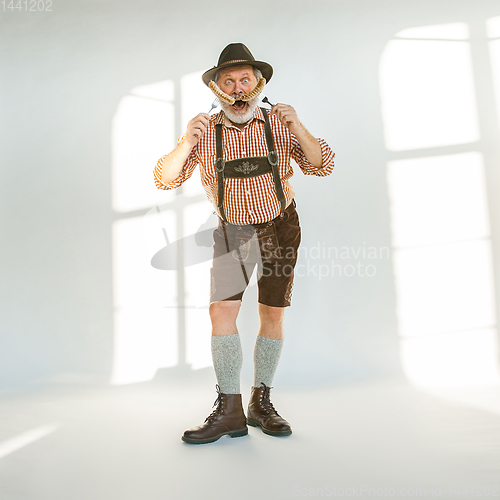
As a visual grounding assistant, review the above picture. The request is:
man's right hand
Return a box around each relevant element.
[159,113,210,184]
[186,113,210,147]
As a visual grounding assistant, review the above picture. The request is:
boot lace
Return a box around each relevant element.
[204,384,224,423]
[260,383,280,416]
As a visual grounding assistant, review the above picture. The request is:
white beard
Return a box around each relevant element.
[220,96,260,124]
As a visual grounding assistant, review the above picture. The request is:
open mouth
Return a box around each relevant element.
[232,100,246,111]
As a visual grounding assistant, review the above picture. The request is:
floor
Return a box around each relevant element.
[0,375,499,500]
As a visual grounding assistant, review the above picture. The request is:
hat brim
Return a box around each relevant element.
[202,61,273,86]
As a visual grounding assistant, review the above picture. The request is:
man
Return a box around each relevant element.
[154,43,334,444]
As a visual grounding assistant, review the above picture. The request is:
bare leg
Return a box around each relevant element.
[257,303,285,340]
[209,300,242,336]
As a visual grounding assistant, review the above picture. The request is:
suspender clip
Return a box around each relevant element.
[268,150,279,166]
[215,158,225,172]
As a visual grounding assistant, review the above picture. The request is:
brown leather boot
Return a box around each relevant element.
[182,385,248,444]
[247,383,292,436]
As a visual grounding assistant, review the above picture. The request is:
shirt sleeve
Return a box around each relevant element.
[153,138,199,190]
[290,135,335,177]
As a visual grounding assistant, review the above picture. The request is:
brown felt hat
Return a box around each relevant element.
[202,43,273,86]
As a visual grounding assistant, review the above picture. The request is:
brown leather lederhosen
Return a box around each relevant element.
[214,107,288,289]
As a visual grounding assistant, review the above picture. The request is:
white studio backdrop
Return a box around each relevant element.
[1,0,500,403]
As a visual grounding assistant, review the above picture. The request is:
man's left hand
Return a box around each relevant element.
[271,103,303,136]
[272,103,323,168]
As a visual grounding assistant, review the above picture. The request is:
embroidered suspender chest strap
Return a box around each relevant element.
[214,108,286,223]
[261,108,286,215]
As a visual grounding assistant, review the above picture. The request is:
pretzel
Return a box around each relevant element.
[208,77,266,105]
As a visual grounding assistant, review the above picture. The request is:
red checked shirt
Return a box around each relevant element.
[153,106,335,225]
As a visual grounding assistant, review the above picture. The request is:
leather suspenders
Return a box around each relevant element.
[215,108,286,223]
[215,123,227,222]
[262,108,286,215]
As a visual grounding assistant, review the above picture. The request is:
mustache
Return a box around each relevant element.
[219,95,260,124]
[209,78,266,105]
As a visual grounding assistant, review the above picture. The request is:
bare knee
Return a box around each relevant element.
[209,300,241,334]
[258,304,285,328]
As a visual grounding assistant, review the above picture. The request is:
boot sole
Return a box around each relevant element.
[181,428,248,445]
[247,418,292,437]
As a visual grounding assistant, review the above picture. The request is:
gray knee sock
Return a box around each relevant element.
[253,335,283,388]
[211,334,243,394]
